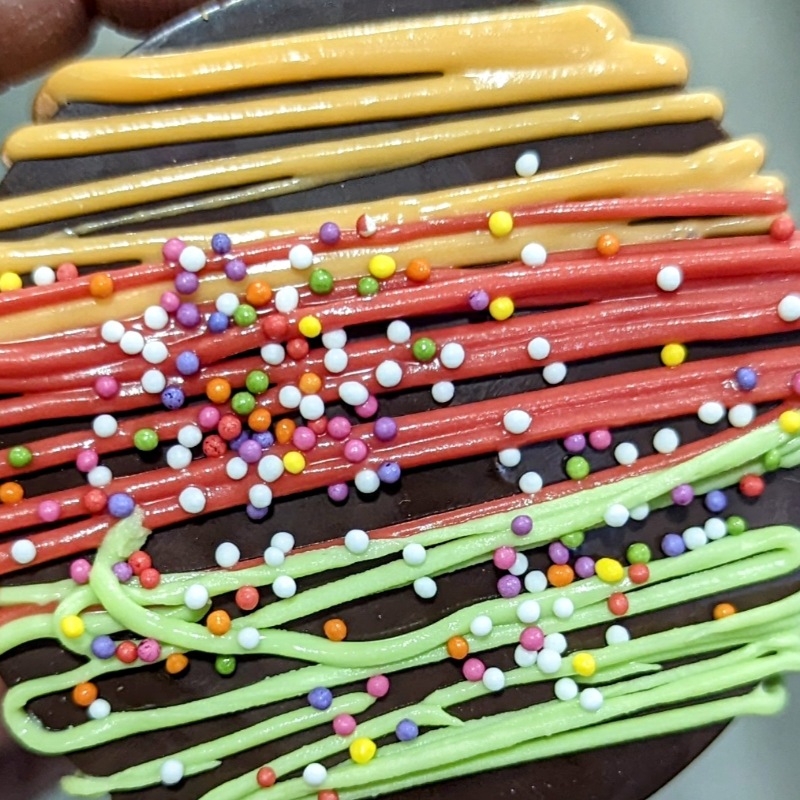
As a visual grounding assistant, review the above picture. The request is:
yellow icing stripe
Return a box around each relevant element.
[35,5,673,111]
[0,93,723,233]
[5,9,687,162]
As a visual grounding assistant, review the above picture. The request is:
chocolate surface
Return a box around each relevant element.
[2,2,799,800]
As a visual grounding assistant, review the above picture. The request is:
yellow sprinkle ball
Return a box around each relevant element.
[660,343,687,367]
[489,297,515,321]
[349,737,377,764]
[0,272,23,292]
[572,652,597,677]
[283,451,307,475]
[779,410,800,434]
[595,557,624,584]
[298,315,322,338]
[368,254,397,280]
[61,614,86,639]
[488,210,514,237]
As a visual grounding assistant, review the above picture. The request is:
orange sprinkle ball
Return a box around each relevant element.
[207,609,232,636]
[713,602,737,620]
[299,372,323,394]
[446,635,469,660]
[89,272,114,298]
[206,377,232,404]
[71,682,98,707]
[248,408,272,432]
[406,258,431,282]
[547,563,575,588]
[275,418,296,444]
[324,618,348,641]
[596,232,621,257]
[246,280,273,307]
[165,653,189,675]
[0,482,24,505]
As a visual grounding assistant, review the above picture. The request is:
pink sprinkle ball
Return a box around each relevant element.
[497,574,522,597]
[94,376,120,399]
[791,372,800,395]
[771,215,795,242]
[76,449,99,473]
[462,658,486,682]
[493,546,517,570]
[519,626,544,651]
[38,499,62,523]
[548,542,570,565]
[327,416,352,441]
[137,638,162,663]
[366,675,390,698]
[589,428,612,450]
[56,262,79,281]
[197,405,222,430]
[355,395,379,419]
[343,438,369,463]
[575,556,596,578]
[332,714,357,736]
[292,426,317,451]
[563,434,586,454]
[160,291,181,313]
[162,238,186,262]
[69,558,92,584]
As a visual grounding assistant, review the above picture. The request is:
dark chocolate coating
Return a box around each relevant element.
[2,2,799,800]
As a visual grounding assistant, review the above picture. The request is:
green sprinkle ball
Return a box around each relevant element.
[565,456,590,481]
[8,445,32,469]
[231,391,257,416]
[233,303,257,327]
[309,268,334,295]
[726,515,748,536]
[132,428,159,452]
[245,370,269,395]
[357,276,380,297]
[215,655,237,676]
[763,448,781,472]
[627,542,652,564]
[561,531,585,549]
[412,337,437,362]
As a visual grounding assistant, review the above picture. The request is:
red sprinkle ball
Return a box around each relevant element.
[128,550,152,576]
[607,592,630,616]
[256,767,277,788]
[116,641,138,664]
[739,474,765,498]
[83,488,107,514]
[770,215,795,241]
[262,313,289,340]
[203,433,228,457]
[628,563,650,585]
[139,567,161,590]
[318,792,339,800]
[236,586,260,611]
[286,337,310,360]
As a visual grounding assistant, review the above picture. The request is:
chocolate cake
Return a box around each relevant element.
[1,2,800,800]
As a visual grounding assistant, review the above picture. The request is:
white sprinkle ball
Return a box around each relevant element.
[524,570,548,593]
[258,455,285,482]
[521,242,548,267]
[32,265,56,286]
[527,337,551,360]
[517,599,541,624]
[324,348,349,374]
[537,648,562,674]
[344,529,370,554]
[728,403,756,428]
[614,442,638,466]
[215,542,240,569]
[272,575,297,599]
[440,342,466,369]
[87,466,113,487]
[656,265,683,292]
[302,764,327,787]
[87,698,112,721]
[605,624,631,645]
[237,627,261,651]
[322,329,347,349]
[143,305,169,330]
[653,427,680,454]
[339,381,369,407]
[289,244,314,270]
[161,759,186,786]
[142,339,168,365]
[504,409,532,435]
[413,577,438,599]
[604,503,629,528]
[119,330,145,355]
[542,362,567,384]
[299,394,325,421]
[184,584,209,611]
[518,471,543,494]
[386,320,411,344]
[178,245,206,273]
[432,381,455,403]
[278,385,302,410]
[167,445,193,471]
[10,539,36,565]
[704,517,728,540]
[629,503,650,521]
[778,294,800,322]
[275,286,300,314]
[403,542,427,566]
[376,360,403,388]
[544,632,568,654]
[355,469,380,493]
[470,614,493,637]
[141,369,166,394]
[579,687,604,712]
[698,401,726,425]
[225,456,248,481]
[261,343,286,366]
[248,484,273,509]
[101,320,125,343]
[555,677,579,702]
[515,150,541,177]
[179,487,206,514]
[92,414,118,439]
[264,546,286,567]
[498,448,522,468]
[482,666,506,692]
[271,531,295,553]
[514,645,538,668]
[553,597,575,619]
[215,292,239,316]
[682,526,708,550]
[509,552,529,576]
[178,425,203,448]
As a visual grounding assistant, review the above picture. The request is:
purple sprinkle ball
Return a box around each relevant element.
[548,542,570,565]
[91,635,116,660]
[328,483,349,502]
[396,719,419,742]
[162,238,186,262]
[252,431,274,449]
[735,366,758,391]
[511,515,533,536]
[319,222,342,245]
[671,483,694,506]
[246,503,270,520]
[211,233,232,254]
[161,386,185,410]
[174,270,199,295]
[69,558,91,584]
[176,302,201,328]
[704,489,728,513]
[468,289,490,311]
[308,687,333,710]
[497,574,522,597]
[108,493,135,519]
[377,461,401,484]
[563,433,586,454]
[224,258,248,281]
[373,417,398,442]
[137,639,162,663]
[662,533,687,557]
[239,440,263,464]
[229,431,250,451]
[574,556,596,578]
[112,561,134,583]
[207,311,230,333]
